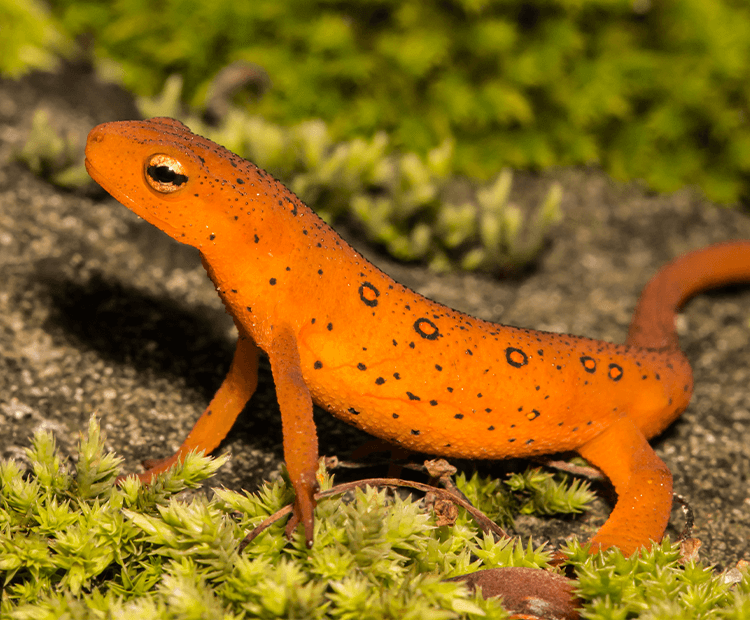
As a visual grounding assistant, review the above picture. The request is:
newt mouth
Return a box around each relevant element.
[83,157,100,184]
[84,155,184,242]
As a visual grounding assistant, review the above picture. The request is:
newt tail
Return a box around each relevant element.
[629,241,750,351]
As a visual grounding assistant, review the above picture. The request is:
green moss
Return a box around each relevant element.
[0,0,70,78]
[6,0,750,202]
[15,109,89,188]
[20,0,749,204]
[2,417,750,618]
[568,539,742,620]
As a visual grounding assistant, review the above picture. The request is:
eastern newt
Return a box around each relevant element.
[84,117,750,554]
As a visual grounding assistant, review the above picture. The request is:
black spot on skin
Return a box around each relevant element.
[314,361,322,369]
[411,429,420,436]
[318,269,323,275]
[246,306,252,312]
[284,196,298,215]
[525,439,534,445]
[393,373,401,380]
[435,364,442,371]
[327,323,333,331]
[209,233,216,240]
[406,392,420,401]
[206,409,212,416]
[506,347,528,368]
[580,356,597,373]
[269,278,277,285]
[487,426,495,431]
[392,340,398,347]
[392,413,399,419]
[357,363,367,371]
[375,377,385,385]
[414,318,440,340]
[430,400,438,406]
[348,407,360,416]
[359,282,380,307]
[254,234,259,243]
[454,413,464,419]
[236,178,244,184]
[465,349,473,356]
[608,363,624,382]
[526,409,541,421]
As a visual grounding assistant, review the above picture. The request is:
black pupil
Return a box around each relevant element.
[148,165,187,186]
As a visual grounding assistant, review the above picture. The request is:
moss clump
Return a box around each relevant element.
[0,0,70,78]
[2,417,750,618]
[25,0,750,203]
[16,109,90,188]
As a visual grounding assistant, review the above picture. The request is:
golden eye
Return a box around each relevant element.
[145,154,188,194]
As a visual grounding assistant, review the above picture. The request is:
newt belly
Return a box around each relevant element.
[84,117,750,554]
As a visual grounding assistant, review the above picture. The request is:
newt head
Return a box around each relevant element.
[85,117,254,250]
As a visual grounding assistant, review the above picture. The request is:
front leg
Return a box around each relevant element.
[576,415,673,555]
[126,334,260,481]
[267,324,320,547]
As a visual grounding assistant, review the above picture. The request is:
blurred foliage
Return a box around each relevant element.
[0,0,70,77]
[28,0,750,204]
[16,108,90,187]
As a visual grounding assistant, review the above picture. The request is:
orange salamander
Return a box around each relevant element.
[84,117,750,555]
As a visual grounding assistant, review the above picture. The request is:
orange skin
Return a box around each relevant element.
[84,118,750,554]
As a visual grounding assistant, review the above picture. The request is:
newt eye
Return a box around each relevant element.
[145,154,188,194]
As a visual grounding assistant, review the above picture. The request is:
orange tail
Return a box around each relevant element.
[627,240,750,350]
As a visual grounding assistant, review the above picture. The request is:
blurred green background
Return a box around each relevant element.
[4,0,750,269]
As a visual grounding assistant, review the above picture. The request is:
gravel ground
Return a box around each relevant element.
[1,66,749,568]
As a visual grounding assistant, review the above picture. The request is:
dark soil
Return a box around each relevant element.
[1,65,748,569]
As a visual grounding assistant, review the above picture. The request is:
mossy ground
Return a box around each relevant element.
[3,418,750,619]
